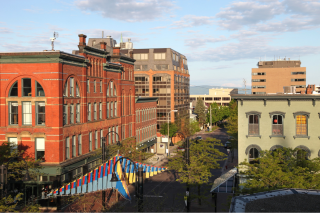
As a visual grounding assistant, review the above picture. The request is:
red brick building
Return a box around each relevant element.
[135,97,158,153]
[0,34,157,192]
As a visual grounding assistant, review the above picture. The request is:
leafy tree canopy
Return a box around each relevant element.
[225,99,238,149]
[160,122,179,138]
[238,147,320,194]
[194,98,206,125]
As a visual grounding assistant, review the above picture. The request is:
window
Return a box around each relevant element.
[36,102,45,125]
[252,79,266,82]
[87,79,90,93]
[114,85,117,97]
[63,104,68,125]
[94,103,97,120]
[272,115,283,135]
[115,102,117,117]
[64,81,68,97]
[22,78,32,97]
[110,81,113,96]
[291,78,306,82]
[70,78,74,97]
[100,130,103,148]
[253,92,266,94]
[134,65,141,71]
[107,102,109,118]
[292,72,305,75]
[65,137,70,160]
[94,80,96,93]
[78,134,82,155]
[133,53,148,60]
[9,102,18,125]
[72,136,76,157]
[248,115,259,135]
[112,126,115,144]
[249,148,259,164]
[154,64,169,70]
[100,81,102,93]
[99,102,102,119]
[76,104,80,123]
[36,81,45,96]
[214,97,221,101]
[9,81,18,97]
[70,104,74,124]
[89,132,92,152]
[22,102,32,125]
[95,130,98,149]
[252,85,266,89]
[108,127,111,144]
[142,65,148,70]
[116,126,119,142]
[154,53,166,60]
[296,115,307,136]
[252,72,266,75]
[76,83,80,97]
[222,97,230,101]
[111,102,113,117]
[35,138,45,160]
[88,103,91,121]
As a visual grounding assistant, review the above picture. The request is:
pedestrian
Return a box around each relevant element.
[157,157,159,162]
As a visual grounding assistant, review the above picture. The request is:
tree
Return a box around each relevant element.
[238,147,320,194]
[168,137,227,205]
[189,119,201,136]
[0,193,23,212]
[225,99,238,149]
[194,98,206,127]
[159,122,179,138]
[207,102,221,127]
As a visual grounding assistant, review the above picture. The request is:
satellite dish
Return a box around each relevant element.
[51,32,59,51]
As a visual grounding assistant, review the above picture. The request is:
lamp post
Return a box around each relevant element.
[110,156,143,212]
[101,130,121,208]
[167,110,178,157]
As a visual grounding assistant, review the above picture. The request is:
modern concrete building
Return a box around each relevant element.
[120,48,190,130]
[190,88,238,106]
[231,94,320,183]
[252,59,306,94]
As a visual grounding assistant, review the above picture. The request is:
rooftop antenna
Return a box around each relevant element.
[50,32,59,51]
[102,31,104,38]
[120,33,123,43]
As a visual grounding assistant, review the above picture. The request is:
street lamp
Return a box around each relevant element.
[101,131,121,162]
[167,109,178,156]
[110,157,143,212]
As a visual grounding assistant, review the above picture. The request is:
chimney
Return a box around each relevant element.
[78,34,87,53]
[100,42,106,50]
[113,47,120,56]
[129,51,133,59]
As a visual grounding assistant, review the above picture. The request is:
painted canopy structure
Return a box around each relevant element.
[45,155,167,201]
[210,168,237,193]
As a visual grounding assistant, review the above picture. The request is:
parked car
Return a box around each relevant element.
[177,146,185,151]
[195,136,202,140]
[224,141,232,149]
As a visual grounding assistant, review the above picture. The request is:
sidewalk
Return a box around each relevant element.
[144,143,179,166]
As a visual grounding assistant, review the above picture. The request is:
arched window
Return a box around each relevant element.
[63,80,68,97]
[249,148,259,164]
[76,83,80,97]
[36,81,45,96]
[22,78,32,97]
[9,81,18,97]
[114,85,117,96]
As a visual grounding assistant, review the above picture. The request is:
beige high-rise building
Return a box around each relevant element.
[251,59,306,94]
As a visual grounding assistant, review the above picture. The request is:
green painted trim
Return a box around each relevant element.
[84,46,107,58]
[232,94,320,100]
[136,97,158,103]
[120,58,135,65]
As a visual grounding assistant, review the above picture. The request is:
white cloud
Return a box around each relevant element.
[150,26,167,30]
[188,35,320,62]
[184,36,229,48]
[75,0,176,22]
[171,15,214,29]
[0,27,12,34]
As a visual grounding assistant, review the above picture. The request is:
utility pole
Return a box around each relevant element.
[210,105,212,131]
[243,79,247,95]
[138,167,144,212]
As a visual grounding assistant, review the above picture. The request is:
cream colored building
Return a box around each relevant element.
[190,88,238,106]
[232,94,320,182]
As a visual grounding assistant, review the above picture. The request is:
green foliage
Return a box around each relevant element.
[168,137,227,185]
[189,119,201,136]
[0,193,23,212]
[225,99,238,149]
[0,141,43,181]
[194,98,206,125]
[238,147,320,194]
[207,102,231,126]
[160,122,179,138]
[25,203,40,212]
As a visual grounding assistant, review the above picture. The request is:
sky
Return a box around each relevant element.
[1,0,320,87]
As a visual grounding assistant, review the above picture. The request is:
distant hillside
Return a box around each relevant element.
[190,85,251,95]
